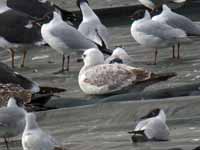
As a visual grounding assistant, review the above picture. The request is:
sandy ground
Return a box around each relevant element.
[0,1,200,150]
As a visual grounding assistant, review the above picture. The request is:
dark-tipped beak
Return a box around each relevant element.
[77,58,83,63]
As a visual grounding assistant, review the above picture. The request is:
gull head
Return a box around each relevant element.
[140,108,162,120]
[82,48,104,67]
[7,97,18,108]
[53,11,62,20]
[162,4,171,12]
[25,113,36,122]
[25,113,39,130]
[76,0,89,8]
[129,9,151,21]
[112,47,129,59]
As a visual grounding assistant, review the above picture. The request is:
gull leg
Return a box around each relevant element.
[154,48,158,65]
[4,137,9,150]
[53,54,66,74]
[172,45,175,59]
[66,55,70,72]
[177,42,180,59]
[62,54,65,72]
[9,48,15,68]
[21,49,27,68]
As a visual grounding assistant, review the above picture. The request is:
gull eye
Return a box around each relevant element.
[82,54,86,58]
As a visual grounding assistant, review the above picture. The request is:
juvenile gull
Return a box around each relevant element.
[41,11,112,73]
[152,4,200,58]
[77,0,110,48]
[79,48,176,95]
[0,1,43,68]
[105,47,131,65]
[0,97,27,150]
[22,113,65,150]
[130,10,187,64]
[0,62,40,93]
[128,108,169,142]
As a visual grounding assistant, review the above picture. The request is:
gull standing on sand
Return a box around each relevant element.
[41,11,112,73]
[152,4,200,58]
[77,0,110,48]
[0,1,43,68]
[79,48,176,95]
[130,10,187,64]
[0,97,27,150]
[105,47,131,64]
[128,108,169,142]
[138,0,186,11]
[22,113,65,150]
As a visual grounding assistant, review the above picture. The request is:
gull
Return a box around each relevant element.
[0,1,43,68]
[41,11,112,73]
[138,0,186,11]
[79,48,176,95]
[130,10,187,64]
[0,62,40,93]
[7,0,77,23]
[0,97,27,150]
[77,0,110,48]
[105,47,131,65]
[22,113,65,150]
[152,4,200,58]
[128,108,169,142]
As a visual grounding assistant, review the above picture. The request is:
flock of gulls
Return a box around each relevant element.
[0,0,200,149]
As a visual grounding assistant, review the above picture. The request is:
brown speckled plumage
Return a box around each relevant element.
[0,83,31,106]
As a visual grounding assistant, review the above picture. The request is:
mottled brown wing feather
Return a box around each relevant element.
[84,64,147,87]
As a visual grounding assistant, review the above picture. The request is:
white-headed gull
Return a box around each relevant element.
[41,11,112,73]
[22,112,65,150]
[77,0,110,48]
[0,97,27,150]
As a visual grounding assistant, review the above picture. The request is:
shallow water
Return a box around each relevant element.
[1,2,200,150]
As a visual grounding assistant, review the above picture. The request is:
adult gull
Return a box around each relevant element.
[130,10,187,64]
[0,1,43,68]
[41,11,112,73]
[77,0,110,48]
[152,4,200,58]
[128,108,169,142]
[22,113,66,150]
[0,97,27,150]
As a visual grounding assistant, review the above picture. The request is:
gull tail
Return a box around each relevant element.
[53,4,78,23]
[14,72,40,94]
[134,72,176,88]
[95,29,112,55]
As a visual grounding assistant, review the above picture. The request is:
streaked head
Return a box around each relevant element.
[76,0,89,8]
[82,48,104,67]
[140,108,161,120]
